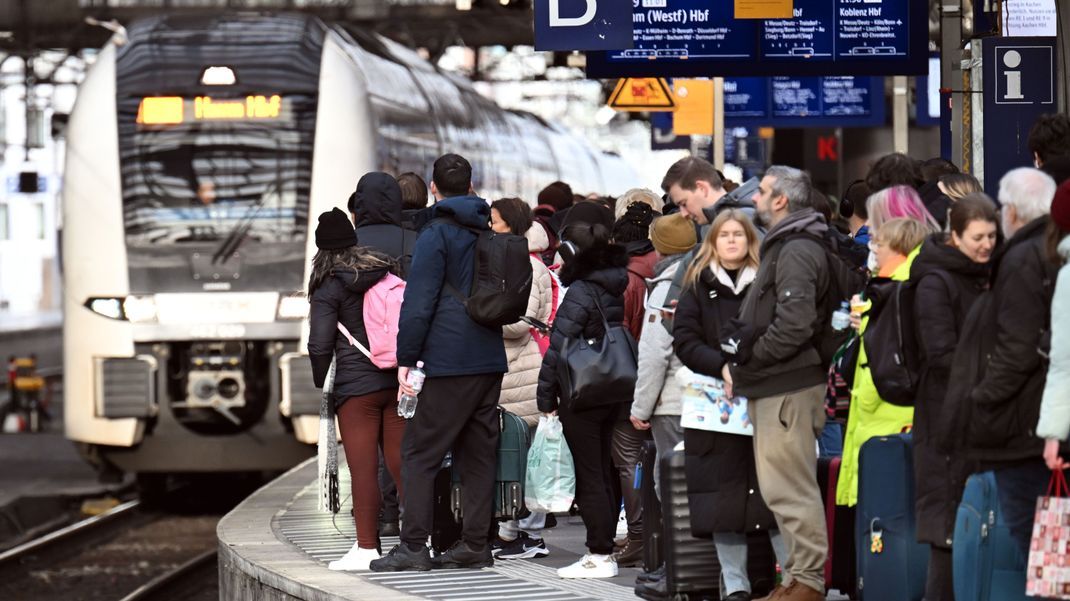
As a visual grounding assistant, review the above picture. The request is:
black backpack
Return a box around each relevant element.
[784,233,868,365]
[436,218,533,328]
[862,272,954,407]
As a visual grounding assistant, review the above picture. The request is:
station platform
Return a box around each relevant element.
[217,457,644,601]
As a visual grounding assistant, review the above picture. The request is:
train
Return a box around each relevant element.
[62,12,640,485]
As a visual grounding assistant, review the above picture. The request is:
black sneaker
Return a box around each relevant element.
[636,564,665,584]
[369,544,433,572]
[431,541,494,569]
[490,536,507,557]
[496,532,549,560]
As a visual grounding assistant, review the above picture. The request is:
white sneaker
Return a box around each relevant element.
[328,544,380,571]
[557,554,618,579]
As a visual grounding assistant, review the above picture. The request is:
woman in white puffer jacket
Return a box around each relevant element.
[1039,181,1070,471]
[489,197,557,559]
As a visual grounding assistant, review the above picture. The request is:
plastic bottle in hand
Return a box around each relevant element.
[397,361,426,419]
[830,301,852,332]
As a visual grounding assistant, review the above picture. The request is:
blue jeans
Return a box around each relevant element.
[818,421,843,458]
[714,530,789,595]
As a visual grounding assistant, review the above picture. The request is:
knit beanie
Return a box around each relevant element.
[315,207,357,250]
[650,213,698,255]
[612,202,655,244]
[1051,179,1070,233]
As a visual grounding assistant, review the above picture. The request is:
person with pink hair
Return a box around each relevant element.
[862,186,940,271]
[866,185,940,233]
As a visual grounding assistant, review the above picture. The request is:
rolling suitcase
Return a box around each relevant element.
[952,471,1027,601]
[818,455,857,598]
[451,407,529,520]
[638,440,663,572]
[655,446,721,599]
[855,434,929,601]
[431,454,463,553]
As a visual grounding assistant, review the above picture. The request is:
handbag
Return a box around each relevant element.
[557,294,638,411]
[1027,469,1070,599]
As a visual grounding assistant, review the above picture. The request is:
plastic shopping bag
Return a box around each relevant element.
[1027,469,1070,599]
[524,415,576,513]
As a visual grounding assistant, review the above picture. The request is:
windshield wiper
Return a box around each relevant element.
[210,181,277,265]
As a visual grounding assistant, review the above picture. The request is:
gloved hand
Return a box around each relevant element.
[719,318,759,366]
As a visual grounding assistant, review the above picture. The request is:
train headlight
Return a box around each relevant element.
[86,297,124,320]
[84,295,157,322]
[277,295,308,320]
[123,295,157,323]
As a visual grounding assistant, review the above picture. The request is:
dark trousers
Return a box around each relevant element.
[400,372,502,550]
[993,458,1050,558]
[924,545,953,601]
[379,449,400,523]
[560,401,622,555]
[612,419,652,538]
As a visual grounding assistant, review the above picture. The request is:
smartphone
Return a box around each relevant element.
[519,315,550,332]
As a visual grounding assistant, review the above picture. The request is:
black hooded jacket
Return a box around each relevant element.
[350,173,417,273]
[909,234,990,546]
[308,266,398,405]
[536,244,630,412]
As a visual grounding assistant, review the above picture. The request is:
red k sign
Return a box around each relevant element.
[817,135,838,162]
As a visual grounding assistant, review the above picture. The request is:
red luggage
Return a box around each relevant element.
[818,456,857,598]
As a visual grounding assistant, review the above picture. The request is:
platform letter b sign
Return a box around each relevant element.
[550,0,596,27]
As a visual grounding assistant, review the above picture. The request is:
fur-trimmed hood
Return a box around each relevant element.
[559,243,630,293]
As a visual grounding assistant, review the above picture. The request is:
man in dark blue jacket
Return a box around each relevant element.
[371,154,507,572]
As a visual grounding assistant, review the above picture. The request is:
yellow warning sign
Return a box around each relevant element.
[608,78,676,112]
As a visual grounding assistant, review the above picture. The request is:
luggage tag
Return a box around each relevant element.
[869,519,884,554]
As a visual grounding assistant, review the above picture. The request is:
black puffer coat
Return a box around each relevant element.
[536,244,630,413]
[673,266,778,535]
[308,265,398,407]
[909,234,989,547]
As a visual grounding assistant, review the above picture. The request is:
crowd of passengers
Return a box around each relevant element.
[306,112,1070,601]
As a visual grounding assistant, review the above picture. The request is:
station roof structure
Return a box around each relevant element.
[0,0,535,53]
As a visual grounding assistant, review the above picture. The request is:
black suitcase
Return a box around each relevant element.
[638,440,663,572]
[656,447,721,599]
[431,454,463,553]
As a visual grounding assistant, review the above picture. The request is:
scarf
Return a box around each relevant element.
[317,356,340,513]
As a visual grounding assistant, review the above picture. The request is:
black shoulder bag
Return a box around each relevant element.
[557,293,638,411]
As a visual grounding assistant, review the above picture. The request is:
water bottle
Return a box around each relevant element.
[397,361,425,419]
[830,301,852,332]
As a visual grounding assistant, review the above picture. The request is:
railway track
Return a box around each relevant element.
[0,499,220,601]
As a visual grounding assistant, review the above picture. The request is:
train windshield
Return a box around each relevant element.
[118,94,315,247]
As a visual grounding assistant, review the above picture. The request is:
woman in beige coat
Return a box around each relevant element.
[489,197,557,559]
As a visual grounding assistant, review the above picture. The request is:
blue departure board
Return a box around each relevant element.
[587,0,927,78]
[723,76,885,127]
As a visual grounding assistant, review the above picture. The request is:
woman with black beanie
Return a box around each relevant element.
[307,207,405,571]
[536,221,630,579]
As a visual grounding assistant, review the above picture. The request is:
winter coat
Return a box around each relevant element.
[308,265,398,406]
[395,195,507,377]
[910,235,989,545]
[968,216,1057,463]
[673,264,778,535]
[500,225,555,426]
[631,255,688,420]
[730,209,831,399]
[623,240,658,341]
[837,245,921,507]
[351,173,418,271]
[1038,236,1070,441]
[536,244,630,413]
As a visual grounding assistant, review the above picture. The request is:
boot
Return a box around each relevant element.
[612,536,644,568]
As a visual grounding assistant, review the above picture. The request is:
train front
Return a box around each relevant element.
[63,14,329,477]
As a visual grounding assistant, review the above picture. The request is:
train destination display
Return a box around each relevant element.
[587,0,927,78]
[721,76,885,127]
